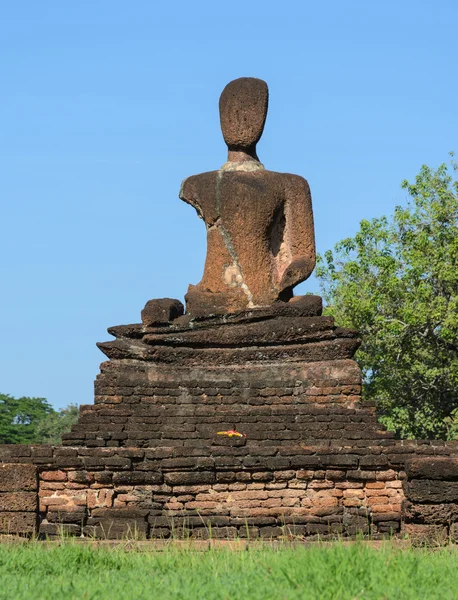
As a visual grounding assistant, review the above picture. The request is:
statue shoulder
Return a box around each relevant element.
[179,171,219,202]
[281,172,310,188]
[263,171,311,195]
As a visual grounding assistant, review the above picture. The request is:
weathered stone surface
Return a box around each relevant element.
[143,316,338,347]
[178,295,323,327]
[0,445,32,460]
[374,521,400,534]
[406,458,458,480]
[67,358,375,449]
[98,336,360,364]
[403,523,448,545]
[47,510,87,524]
[41,470,67,482]
[1,442,458,542]
[107,324,145,339]
[0,492,36,512]
[181,168,316,316]
[84,520,148,539]
[0,511,36,534]
[219,77,268,151]
[106,296,323,341]
[164,471,216,486]
[405,479,458,503]
[90,508,149,519]
[404,501,458,524]
[112,472,163,485]
[0,464,37,492]
[180,77,316,316]
[141,298,184,327]
[40,523,81,536]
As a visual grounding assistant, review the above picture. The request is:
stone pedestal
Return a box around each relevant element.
[62,298,388,451]
[65,358,389,450]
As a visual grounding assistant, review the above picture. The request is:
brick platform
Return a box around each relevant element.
[1,439,457,540]
[1,308,458,541]
[65,359,385,449]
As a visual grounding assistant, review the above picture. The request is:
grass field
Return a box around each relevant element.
[0,540,457,599]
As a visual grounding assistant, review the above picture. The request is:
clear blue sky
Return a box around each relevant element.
[1,1,457,409]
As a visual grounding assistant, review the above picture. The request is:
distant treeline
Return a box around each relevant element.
[0,394,79,445]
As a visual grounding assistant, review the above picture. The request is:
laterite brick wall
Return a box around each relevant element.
[2,356,458,541]
[1,440,458,540]
[63,360,391,448]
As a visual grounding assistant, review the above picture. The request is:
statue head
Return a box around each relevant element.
[219,78,269,153]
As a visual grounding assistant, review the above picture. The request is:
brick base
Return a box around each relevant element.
[0,440,456,540]
[1,312,457,541]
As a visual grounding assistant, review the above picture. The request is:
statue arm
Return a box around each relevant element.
[279,176,316,290]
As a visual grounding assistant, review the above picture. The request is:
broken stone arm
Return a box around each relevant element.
[179,177,204,220]
[279,176,316,291]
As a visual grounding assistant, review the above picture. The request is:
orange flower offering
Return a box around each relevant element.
[217,430,246,438]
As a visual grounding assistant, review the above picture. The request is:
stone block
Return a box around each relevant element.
[40,523,81,536]
[0,445,31,459]
[0,463,36,492]
[405,480,458,503]
[67,471,94,484]
[359,455,388,467]
[141,298,184,326]
[87,489,115,509]
[406,458,458,480]
[259,526,284,538]
[164,472,216,486]
[90,508,149,519]
[348,470,377,481]
[238,526,260,538]
[0,492,36,512]
[47,510,87,524]
[84,520,148,539]
[41,470,67,482]
[290,456,322,469]
[113,472,163,485]
[0,511,36,534]
[192,526,238,539]
[403,523,448,545]
[404,501,458,524]
[374,521,400,534]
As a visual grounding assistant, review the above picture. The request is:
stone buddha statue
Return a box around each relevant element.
[180,77,316,317]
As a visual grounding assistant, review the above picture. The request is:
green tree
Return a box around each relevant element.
[33,404,79,444]
[316,155,458,439]
[0,394,54,444]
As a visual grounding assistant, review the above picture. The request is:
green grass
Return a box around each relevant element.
[0,541,458,599]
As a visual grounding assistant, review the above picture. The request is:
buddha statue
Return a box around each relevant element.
[180,77,316,317]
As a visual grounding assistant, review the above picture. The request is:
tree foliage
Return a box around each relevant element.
[33,404,79,444]
[316,155,458,439]
[0,394,79,444]
[0,394,54,444]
